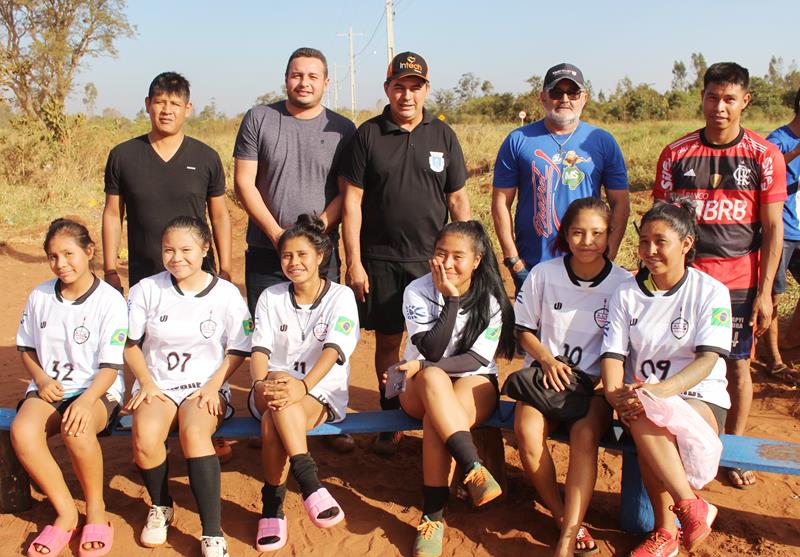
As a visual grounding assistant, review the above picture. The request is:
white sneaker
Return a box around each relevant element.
[140,504,174,547]
[201,536,229,557]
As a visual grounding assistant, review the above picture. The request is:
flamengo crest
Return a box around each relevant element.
[429,151,444,172]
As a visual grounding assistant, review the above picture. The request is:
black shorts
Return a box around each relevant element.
[773,240,800,295]
[18,391,121,437]
[703,400,728,433]
[359,258,429,335]
[729,301,755,360]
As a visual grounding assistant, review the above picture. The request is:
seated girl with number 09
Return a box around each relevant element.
[124,216,251,557]
[601,199,731,557]
[394,220,515,557]
[12,219,128,557]
[511,197,631,557]
[248,214,359,552]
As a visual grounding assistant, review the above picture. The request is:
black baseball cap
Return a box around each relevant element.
[386,51,429,83]
[543,63,585,91]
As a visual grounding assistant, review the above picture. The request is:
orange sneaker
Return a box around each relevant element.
[462,462,502,507]
[629,528,679,557]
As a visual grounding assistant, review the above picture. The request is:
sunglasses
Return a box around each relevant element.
[548,87,583,101]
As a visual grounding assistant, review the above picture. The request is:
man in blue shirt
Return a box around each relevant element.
[762,87,800,379]
[492,63,630,292]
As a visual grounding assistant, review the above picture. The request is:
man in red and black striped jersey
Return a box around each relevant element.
[653,62,787,490]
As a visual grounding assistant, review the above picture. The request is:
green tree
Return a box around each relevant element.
[525,74,543,92]
[455,72,480,102]
[255,89,283,106]
[0,0,134,138]
[480,80,494,96]
[82,81,97,116]
[690,52,707,89]
[671,60,688,91]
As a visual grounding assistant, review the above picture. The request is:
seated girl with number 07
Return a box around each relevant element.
[248,214,359,552]
[124,216,252,557]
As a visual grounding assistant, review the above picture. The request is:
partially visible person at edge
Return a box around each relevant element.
[492,62,630,294]
[653,61,787,490]
[102,71,235,464]
[601,199,731,557]
[233,47,356,454]
[339,51,470,456]
[761,87,800,378]
[102,71,231,289]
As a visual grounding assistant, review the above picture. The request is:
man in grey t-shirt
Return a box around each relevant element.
[234,47,356,313]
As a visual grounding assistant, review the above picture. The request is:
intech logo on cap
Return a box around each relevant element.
[387,51,429,82]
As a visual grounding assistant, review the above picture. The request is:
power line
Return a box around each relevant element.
[354,8,385,57]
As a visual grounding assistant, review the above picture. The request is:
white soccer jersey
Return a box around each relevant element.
[402,274,503,377]
[601,267,732,409]
[515,256,631,377]
[16,277,128,403]
[128,272,252,399]
[251,280,359,422]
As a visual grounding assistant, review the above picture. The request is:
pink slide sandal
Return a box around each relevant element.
[255,517,287,551]
[27,524,75,557]
[78,522,114,557]
[303,488,345,528]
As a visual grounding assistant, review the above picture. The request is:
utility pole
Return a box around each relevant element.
[385,0,395,64]
[337,25,363,117]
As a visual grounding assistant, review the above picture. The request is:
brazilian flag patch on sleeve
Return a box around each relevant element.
[711,308,731,328]
[484,326,500,341]
[110,328,128,346]
[334,316,355,335]
[242,319,254,336]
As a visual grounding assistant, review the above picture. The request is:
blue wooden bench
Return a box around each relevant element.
[2,401,799,532]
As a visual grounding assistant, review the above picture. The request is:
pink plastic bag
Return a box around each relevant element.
[636,381,722,489]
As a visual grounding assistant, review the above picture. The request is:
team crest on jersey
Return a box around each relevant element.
[429,151,445,172]
[405,304,426,322]
[711,307,731,328]
[671,308,689,339]
[484,326,501,341]
[110,328,127,346]
[313,321,328,341]
[594,299,609,329]
[560,151,591,190]
[334,316,355,335]
[242,319,254,336]
[710,174,722,189]
[73,325,90,344]
[200,317,217,339]
[733,162,752,187]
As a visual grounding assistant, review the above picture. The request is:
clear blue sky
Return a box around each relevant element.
[66,0,799,117]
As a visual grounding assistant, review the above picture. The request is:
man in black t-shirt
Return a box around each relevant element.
[102,72,232,289]
[340,51,470,455]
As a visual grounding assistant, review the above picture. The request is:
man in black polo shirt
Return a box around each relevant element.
[340,51,470,455]
[102,72,232,289]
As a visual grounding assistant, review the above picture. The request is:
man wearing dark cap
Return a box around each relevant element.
[340,51,470,455]
[492,63,630,292]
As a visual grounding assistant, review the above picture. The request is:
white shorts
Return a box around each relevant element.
[247,384,343,423]
[132,381,234,420]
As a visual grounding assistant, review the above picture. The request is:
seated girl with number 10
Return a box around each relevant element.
[601,198,731,557]
[511,198,630,557]
[248,214,359,552]
[124,216,252,557]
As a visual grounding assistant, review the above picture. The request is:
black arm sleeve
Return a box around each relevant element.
[424,350,488,374]
[410,296,460,361]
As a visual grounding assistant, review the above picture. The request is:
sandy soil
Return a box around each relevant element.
[0,206,799,556]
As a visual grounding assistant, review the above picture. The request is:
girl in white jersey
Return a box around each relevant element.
[513,198,631,557]
[249,214,359,552]
[12,219,127,557]
[394,221,515,557]
[125,217,251,557]
[601,199,731,557]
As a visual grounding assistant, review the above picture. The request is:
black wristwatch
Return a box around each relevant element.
[503,256,521,270]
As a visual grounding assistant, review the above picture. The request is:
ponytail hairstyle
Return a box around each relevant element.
[162,216,212,248]
[552,196,611,256]
[277,213,332,277]
[434,220,516,360]
[640,196,698,266]
[44,218,95,255]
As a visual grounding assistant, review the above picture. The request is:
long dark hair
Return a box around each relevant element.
[640,196,697,266]
[277,213,332,277]
[552,197,611,256]
[434,221,515,360]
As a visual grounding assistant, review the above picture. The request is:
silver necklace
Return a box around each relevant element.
[293,279,323,341]
[549,126,578,158]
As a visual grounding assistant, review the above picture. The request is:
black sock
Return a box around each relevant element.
[445,431,481,473]
[379,388,401,411]
[422,485,449,522]
[261,482,287,519]
[138,459,172,508]
[289,453,338,520]
[187,455,222,537]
